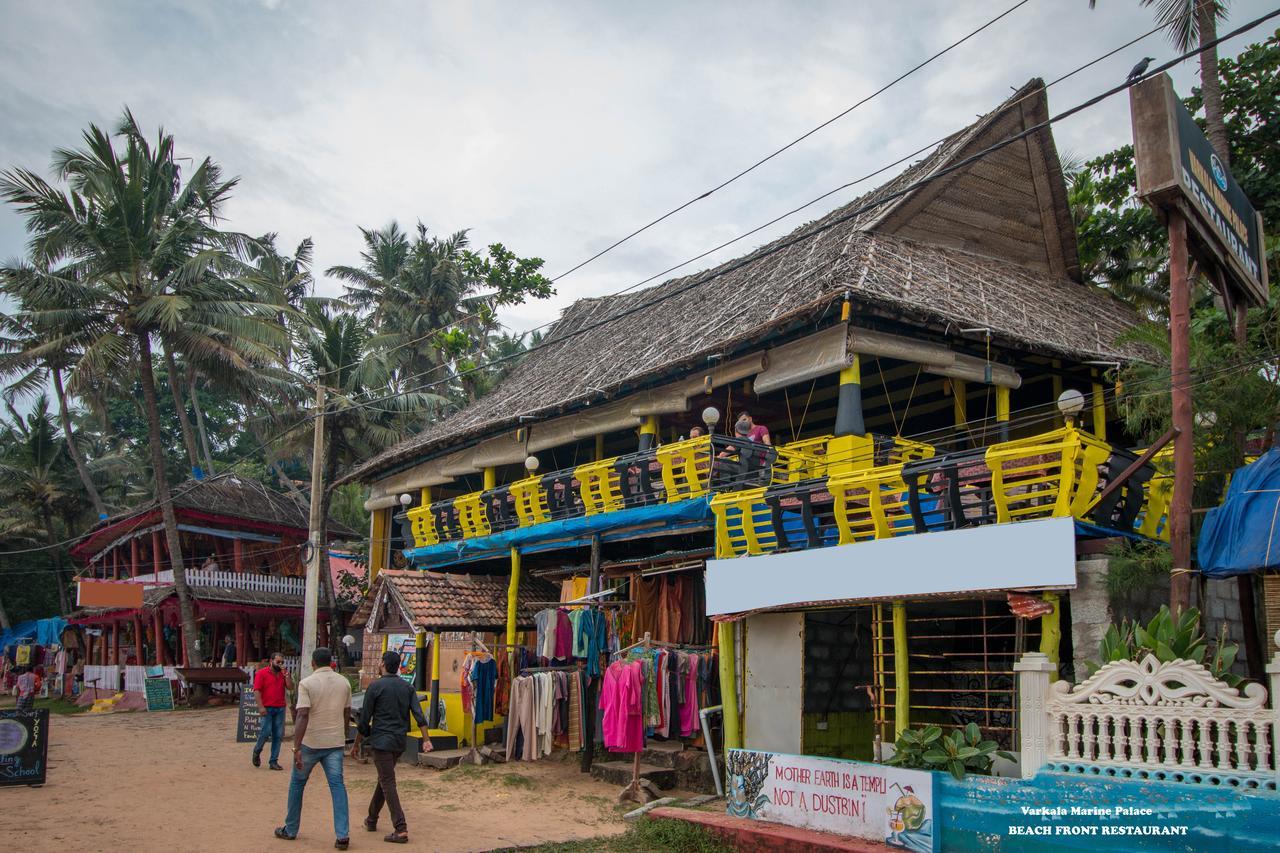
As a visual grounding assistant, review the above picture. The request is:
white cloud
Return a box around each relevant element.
[1,0,1273,342]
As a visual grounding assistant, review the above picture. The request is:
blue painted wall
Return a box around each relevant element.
[938,769,1279,851]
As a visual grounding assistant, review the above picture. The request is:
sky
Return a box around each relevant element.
[1,0,1275,340]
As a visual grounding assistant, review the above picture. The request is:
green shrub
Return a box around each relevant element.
[1088,605,1241,686]
[885,723,1014,781]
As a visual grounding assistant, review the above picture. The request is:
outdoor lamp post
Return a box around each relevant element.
[525,455,540,473]
[702,406,721,435]
[1057,389,1085,427]
[399,493,412,508]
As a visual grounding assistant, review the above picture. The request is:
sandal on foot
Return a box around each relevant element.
[384,832,409,844]
[274,828,296,841]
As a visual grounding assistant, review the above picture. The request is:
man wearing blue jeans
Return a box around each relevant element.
[253,652,291,770]
[276,647,352,849]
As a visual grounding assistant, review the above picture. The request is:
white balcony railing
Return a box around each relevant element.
[126,568,305,596]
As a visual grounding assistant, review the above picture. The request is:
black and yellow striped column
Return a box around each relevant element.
[638,415,659,451]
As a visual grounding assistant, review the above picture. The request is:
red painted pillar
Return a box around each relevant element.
[112,619,122,665]
[98,626,107,665]
[131,538,139,578]
[155,611,169,666]
[233,538,244,574]
[152,530,162,575]
[235,614,248,666]
[132,614,144,664]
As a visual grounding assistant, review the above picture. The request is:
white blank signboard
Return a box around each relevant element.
[706,516,1077,616]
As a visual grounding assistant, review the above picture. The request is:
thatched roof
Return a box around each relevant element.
[72,475,356,559]
[348,79,1142,485]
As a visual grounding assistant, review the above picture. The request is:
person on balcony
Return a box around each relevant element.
[736,411,771,445]
[201,554,219,573]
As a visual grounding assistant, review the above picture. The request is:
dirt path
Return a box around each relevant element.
[0,707,646,852]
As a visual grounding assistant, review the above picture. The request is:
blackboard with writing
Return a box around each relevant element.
[237,688,261,743]
[0,709,49,787]
[144,677,175,712]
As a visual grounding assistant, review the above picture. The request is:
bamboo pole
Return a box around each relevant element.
[892,601,909,737]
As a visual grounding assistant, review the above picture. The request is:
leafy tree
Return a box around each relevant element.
[0,110,286,668]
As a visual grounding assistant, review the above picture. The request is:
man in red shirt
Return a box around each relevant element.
[252,653,292,770]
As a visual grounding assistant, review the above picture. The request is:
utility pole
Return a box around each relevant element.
[301,383,326,678]
[1167,210,1194,614]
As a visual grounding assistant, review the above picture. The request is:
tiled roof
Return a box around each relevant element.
[353,569,557,632]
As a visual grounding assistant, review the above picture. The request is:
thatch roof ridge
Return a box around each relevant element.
[346,79,1136,484]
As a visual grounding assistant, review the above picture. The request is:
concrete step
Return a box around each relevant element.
[590,760,677,790]
[421,748,468,770]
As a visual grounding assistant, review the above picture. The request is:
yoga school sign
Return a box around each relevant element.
[726,749,935,852]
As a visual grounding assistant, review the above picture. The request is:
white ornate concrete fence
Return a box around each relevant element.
[1016,649,1280,791]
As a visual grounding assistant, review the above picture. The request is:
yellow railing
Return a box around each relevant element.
[655,435,713,500]
[510,475,551,527]
[773,436,832,483]
[985,426,1110,524]
[454,492,491,539]
[828,464,916,545]
[406,505,441,547]
[710,487,779,559]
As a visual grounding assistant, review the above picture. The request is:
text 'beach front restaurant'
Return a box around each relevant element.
[341,79,1219,831]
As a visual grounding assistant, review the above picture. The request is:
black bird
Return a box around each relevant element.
[1127,57,1156,84]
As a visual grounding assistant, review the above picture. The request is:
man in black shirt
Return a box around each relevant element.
[358,650,429,844]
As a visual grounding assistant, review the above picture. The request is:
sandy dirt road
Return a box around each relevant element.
[0,707,636,852]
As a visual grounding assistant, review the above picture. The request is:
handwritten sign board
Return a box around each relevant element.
[144,677,174,712]
[237,688,262,743]
[0,709,49,787]
[1131,73,1268,306]
[725,749,935,851]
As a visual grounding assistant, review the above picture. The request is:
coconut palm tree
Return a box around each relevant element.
[297,304,442,653]
[0,308,109,518]
[0,397,83,614]
[0,109,286,669]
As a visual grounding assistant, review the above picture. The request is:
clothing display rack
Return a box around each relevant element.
[463,633,493,766]
[616,632,658,805]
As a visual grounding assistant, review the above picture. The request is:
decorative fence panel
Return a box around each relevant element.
[1017,651,1279,791]
[83,664,121,693]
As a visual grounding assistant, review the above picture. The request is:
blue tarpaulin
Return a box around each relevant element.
[1198,448,1280,577]
[0,617,68,651]
[404,498,713,569]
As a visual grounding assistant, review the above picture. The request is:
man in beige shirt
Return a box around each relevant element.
[274,647,352,848]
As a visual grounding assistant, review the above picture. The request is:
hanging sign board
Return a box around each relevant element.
[144,677,174,712]
[1130,73,1268,306]
[0,709,50,787]
[725,750,935,851]
[236,688,262,742]
[76,579,144,609]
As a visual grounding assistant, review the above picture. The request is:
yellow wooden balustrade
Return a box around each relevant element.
[828,464,916,545]
[655,435,713,501]
[883,437,935,466]
[575,458,625,515]
[772,436,832,483]
[510,475,551,527]
[985,425,1111,524]
[710,487,778,559]
[405,505,440,548]
[454,492,491,539]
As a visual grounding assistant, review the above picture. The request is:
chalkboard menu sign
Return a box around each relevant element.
[144,677,175,712]
[237,688,261,742]
[0,709,49,787]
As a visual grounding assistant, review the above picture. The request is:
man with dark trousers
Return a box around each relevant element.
[358,650,428,844]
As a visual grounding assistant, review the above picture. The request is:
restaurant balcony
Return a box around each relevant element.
[397,434,783,552]
[708,424,1172,559]
[127,568,306,596]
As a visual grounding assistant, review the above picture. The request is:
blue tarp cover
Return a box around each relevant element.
[1198,448,1280,577]
[0,617,68,651]
[404,498,712,569]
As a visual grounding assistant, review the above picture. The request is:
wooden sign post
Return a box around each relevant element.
[237,688,262,742]
[144,677,175,712]
[1130,73,1269,612]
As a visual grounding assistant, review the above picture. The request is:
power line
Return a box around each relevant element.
[547,0,1035,283]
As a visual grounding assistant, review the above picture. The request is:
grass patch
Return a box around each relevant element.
[495,818,731,853]
[441,764,485,781]
[501,772,534,788]
[0,696,89,715]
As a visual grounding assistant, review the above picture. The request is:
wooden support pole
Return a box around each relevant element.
[996,385,1011,443]
[154,611,167,666]
[483,467,497,491]
[595,433,605,462]
[369,508,389,585]
[152,530,162,575]
[235,613,248,667]
[131,538,140,578]
[428,631,441,728]
[892,600,909,737]
[233,538,244,574]
[717,621,742,750]
[834,354,865,438]
[1039,592,1061,682]
[638,415,659,452]
[1091,381,1107,441]
[112,619,122,666]
[506,548,521,674]
[1168,210,1195,613]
